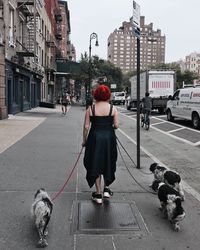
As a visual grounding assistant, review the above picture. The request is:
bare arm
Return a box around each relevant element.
[82,108,90,146]
[113,106,119,129]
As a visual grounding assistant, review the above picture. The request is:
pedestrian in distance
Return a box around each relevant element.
[61,93,69,115]
[82,84,119,204]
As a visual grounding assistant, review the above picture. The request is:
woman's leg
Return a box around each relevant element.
[92,175,103,204]
[95,175,102,194]
[103,177,113,198]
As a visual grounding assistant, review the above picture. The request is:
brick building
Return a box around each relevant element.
[0,0,74,118]
[0,0,7,119]
[107,16,165,73]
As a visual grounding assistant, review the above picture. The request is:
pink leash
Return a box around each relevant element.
[51,147,84,201]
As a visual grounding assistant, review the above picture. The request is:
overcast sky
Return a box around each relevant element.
[66,0,200,63]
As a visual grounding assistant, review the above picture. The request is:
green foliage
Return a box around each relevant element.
[72,59,199,94]
[74,55,123,91]
[121,71,135,94]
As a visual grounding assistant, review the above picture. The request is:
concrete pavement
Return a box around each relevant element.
[0,104,200,250]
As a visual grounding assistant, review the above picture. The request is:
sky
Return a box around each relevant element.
[66,0,200,63]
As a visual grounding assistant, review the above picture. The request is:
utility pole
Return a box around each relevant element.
[132,1,141,169]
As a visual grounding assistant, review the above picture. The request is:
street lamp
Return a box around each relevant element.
[87,32,99,105]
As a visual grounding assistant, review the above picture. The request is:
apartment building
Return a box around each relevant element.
[185,52,200,76]
[107,16,165,73]
[0,0,52,115]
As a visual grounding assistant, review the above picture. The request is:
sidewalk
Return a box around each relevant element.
[0,105,62,153]
[0,105,200,250]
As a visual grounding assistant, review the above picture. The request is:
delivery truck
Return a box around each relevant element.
[127,70,176,113]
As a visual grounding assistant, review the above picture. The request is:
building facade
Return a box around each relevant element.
[185,52,200,76]
[0,0,7,119]
[0,0,74,118]
[0,0,53,115]
[55,1,75,99]
[107,16,165,73]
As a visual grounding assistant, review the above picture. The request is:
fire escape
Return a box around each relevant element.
[16,0,36,59]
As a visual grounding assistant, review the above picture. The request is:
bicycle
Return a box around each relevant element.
[141,109,150,130]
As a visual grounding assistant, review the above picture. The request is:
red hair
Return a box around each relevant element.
[93,85,111,101]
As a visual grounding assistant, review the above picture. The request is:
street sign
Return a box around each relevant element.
[132,1,140,38]
[132,1,140,28]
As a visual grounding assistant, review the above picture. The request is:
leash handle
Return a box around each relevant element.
[52,147,84,201]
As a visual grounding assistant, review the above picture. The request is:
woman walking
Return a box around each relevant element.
[82,85,119,204]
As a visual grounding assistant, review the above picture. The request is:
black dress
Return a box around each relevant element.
[84,104,117,188]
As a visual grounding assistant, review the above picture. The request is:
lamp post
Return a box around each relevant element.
[87,32,98,106]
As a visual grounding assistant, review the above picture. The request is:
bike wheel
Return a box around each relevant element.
[145,119,150,130]
[141,117,144,127]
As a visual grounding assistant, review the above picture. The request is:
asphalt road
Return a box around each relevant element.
[0,104,200,250]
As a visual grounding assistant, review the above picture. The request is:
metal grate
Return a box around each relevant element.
[71,201,148,235]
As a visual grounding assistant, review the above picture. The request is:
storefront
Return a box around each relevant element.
[5,60,43,115]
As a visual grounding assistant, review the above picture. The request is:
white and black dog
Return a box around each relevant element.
[156,182,186,231]
[149,162,185,201]
[31,188,53,248]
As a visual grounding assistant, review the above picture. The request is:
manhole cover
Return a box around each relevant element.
[71,201,148,235]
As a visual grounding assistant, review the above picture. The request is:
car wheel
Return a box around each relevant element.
[192,113,200,129]
[166,109,174,122]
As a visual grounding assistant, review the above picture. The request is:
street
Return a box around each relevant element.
[0,104,200,250]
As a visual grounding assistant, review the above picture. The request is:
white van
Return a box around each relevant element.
[110,92,125,105]
[166,87,200,129]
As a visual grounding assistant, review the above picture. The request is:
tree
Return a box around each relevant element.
[74,55,123,91]
[121,71,135,94]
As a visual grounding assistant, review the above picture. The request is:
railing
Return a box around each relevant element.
[55,13,62,22]
[16,36,34,52]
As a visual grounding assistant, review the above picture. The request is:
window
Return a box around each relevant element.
[42,20,44,36]
[23,78,30,101]
[42,49,44,66]
[9,8,14,45]
[19,21,23,48]
[13,78,18,103]
[172,90,180,100]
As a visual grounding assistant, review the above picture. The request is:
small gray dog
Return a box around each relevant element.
[31,188,53,248]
